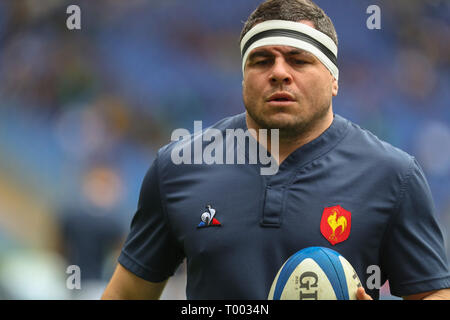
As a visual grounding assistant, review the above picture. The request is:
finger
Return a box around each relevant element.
[356,287,373,300]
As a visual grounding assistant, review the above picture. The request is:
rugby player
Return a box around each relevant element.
[102,0,450,300]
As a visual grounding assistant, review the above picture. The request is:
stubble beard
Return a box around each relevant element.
[244,99,332,142]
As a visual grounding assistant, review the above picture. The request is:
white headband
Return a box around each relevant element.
[240,20,339,80]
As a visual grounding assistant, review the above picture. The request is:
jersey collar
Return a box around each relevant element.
[231,112,350,174]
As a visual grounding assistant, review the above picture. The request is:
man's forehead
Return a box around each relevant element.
[248,46,315,57]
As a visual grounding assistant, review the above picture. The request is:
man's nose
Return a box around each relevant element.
[269,59,293,85]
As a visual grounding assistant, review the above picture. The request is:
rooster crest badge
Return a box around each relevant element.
[320,205,351,245]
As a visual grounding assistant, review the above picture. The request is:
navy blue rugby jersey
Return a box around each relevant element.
[118,112,450,299]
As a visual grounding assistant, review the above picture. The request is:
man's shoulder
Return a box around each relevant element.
[339,115,415,174]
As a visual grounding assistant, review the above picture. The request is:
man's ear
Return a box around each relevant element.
[331,78,339,97]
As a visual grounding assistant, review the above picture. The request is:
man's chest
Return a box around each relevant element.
[163,165,395,262]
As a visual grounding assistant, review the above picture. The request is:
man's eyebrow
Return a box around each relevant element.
[286,49,315,58]
[247,50,273,61]
[247,48,316,63]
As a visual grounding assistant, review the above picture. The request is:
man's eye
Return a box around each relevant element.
[294,59,307,65]
[254,60,269,65]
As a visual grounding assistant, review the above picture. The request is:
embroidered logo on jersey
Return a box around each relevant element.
[197,205,221,228]
[320,205,351,245]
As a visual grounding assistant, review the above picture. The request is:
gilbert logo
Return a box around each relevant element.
[320,205,351,245]
[197,205,221,228]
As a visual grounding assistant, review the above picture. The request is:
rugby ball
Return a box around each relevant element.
[268,247,362,300]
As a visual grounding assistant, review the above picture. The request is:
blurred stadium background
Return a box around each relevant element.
[0,0,448,299]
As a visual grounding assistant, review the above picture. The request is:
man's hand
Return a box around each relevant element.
[356,287,373,300]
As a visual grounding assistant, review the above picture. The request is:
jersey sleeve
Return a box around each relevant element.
[381,157,450,297]
[118,154,184,282]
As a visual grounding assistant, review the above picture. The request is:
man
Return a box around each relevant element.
[102,0,450,300]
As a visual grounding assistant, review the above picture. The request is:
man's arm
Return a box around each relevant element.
[101,263,167,300]
[404,289,450,300]
[356,287,450,300]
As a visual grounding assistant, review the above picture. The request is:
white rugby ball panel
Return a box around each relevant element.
[281,258,337,300]
[268,247,361,300]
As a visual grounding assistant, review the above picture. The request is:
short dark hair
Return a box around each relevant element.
[240,0,338,46]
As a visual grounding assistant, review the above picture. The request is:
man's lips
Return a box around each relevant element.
[266,92,296,103]
[266,92,296,106]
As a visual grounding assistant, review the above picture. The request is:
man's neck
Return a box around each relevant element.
[245,110,334,165]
